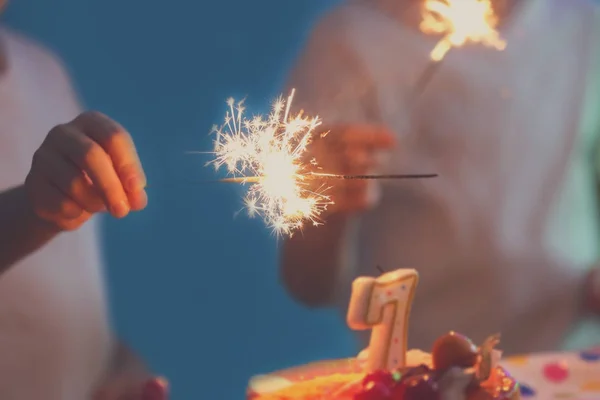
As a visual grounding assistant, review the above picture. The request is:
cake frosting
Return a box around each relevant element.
[247,269,521,400]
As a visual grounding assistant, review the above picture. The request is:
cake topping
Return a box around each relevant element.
[475,334,501,382]
[355,379,393,400]
[353,365,441,400]
[432,332,478,371]
[362,370,398,389]
[396,372,440,400]
[348,331,511,400]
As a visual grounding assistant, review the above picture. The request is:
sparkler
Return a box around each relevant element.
[413,0,507,99]
[218,173,438,184]
[208,90,333,236]
[208,91,436,236]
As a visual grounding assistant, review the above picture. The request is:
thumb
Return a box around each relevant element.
[141,377,169,400]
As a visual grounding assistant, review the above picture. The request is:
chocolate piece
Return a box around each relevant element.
[432,332,479,371]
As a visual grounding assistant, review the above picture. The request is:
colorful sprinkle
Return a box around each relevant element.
[507,355,529,365]
[579,351,600,362]
[543,362,569,383]
[519,383,536,397]
[581,381,600,392]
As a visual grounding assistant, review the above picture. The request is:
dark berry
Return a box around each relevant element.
[393,374,440,400]
[432,331,478,371]
[354,381,393,400]
[362,370,396,389]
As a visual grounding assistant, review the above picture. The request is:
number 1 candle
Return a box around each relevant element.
[347,269,419,371]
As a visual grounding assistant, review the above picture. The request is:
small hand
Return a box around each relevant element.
[25,111,147,230]
[307,124,395,214]
[140,377,169,400]
[93,376,169,400]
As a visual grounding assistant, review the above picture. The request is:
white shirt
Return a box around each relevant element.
[0,28,112,399]
[288,0,600,354]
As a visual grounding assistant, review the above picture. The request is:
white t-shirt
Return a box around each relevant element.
[288,0,600,354]
[0,28,112,399]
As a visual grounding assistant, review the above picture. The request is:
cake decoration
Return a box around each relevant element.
[518,384,535,397]
[475,334,501,382]
[248,268,522,400]
[431,332,478,372]
[579,349,600,362]
[541,362,569,383]
[347,269,419,371]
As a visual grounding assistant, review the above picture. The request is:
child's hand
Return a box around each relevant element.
[305,124,395,214]
[25,111,147,230]
[93,376,169,400]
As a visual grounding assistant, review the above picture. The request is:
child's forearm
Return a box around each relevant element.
[280,213,360,307]
[0,184,60,272]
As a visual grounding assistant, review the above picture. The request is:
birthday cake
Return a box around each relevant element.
[247,269,520,400]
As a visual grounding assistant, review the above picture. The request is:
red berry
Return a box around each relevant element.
[362,370,396,388]
[393,374,440,400]
[354,381,393,400]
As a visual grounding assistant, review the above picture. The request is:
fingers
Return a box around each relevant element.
[310,123,393,213]
[342,147,378,172]
[32,147,106,213]
[42,111,148,219]
[141,377,169,400]
[126,190,148,212]
[26,109,149,231]
[46,123,130,218]
[331,139,378,207]
[25,170,90,231]
[73,111,147,193]
[321,124,396,149]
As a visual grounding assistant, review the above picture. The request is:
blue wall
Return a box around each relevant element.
[2,1,356,399]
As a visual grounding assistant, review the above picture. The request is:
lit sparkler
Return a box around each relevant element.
[421,0,507,62]
[413,0,507,98]
[207,90,334,236]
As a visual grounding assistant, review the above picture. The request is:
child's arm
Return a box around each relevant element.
[0,111,147,273]
[0,184,60,272]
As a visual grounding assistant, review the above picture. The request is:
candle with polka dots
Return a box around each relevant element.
[347,268,419,372]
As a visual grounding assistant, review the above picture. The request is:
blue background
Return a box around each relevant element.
[2,1,357,399]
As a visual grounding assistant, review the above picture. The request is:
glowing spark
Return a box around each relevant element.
[207,89,332,237]
[420,0,507,62]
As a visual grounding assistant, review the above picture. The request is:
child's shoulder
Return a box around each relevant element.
[1,26,71,81]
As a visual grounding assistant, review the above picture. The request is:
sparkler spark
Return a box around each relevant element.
[420,0,507,62]
[207,89,332,237]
